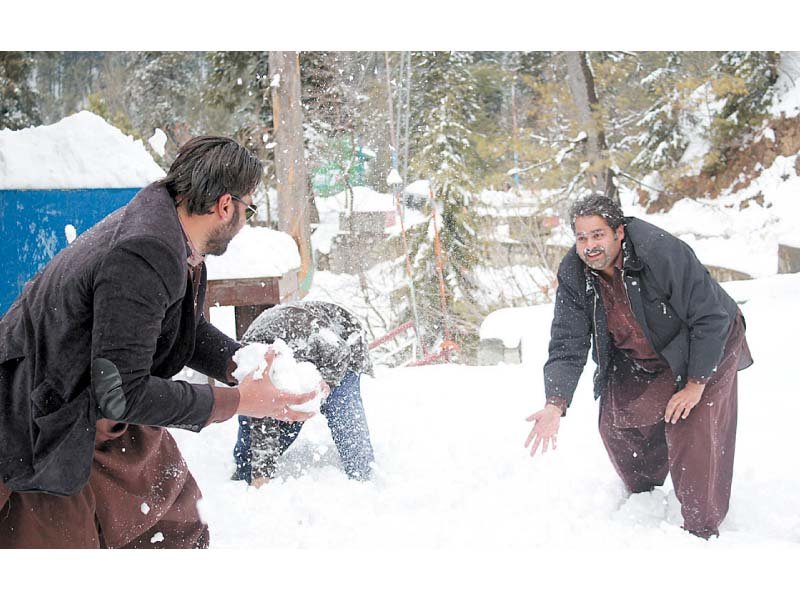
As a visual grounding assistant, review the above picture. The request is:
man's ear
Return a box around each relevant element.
[615,224,625,241]
[215,193,234,221]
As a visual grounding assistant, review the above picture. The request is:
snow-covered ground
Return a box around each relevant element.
[172,273,800,573]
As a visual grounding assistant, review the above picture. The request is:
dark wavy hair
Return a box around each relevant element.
[568,194,626,232]
[160,136,263,215]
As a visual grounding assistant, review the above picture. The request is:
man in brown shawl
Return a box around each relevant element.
[0,136,322,548]
[524,194,752,539]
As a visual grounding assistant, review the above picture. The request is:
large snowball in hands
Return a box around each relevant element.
[232,340,326,414]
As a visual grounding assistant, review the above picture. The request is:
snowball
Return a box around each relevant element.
[140,502,151,515]
[232,339,326,414]
[150,532,164,544]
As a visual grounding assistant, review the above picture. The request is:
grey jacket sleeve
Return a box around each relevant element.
[543,259,592,407]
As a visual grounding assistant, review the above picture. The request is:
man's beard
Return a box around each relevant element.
[204,208,241,256]
[579,241,618,271]
[580,247,613,270]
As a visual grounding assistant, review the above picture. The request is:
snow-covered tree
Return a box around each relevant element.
[629,53,694,174]
[705,51,780,171]
[0,52,40,130]
[407,51,482,356]
[127,52,204,161]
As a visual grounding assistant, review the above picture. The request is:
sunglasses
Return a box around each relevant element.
[231,195,258,222]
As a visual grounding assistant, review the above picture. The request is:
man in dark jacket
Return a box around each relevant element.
[0,136,321,548]
[232,301,375,486]
[524,194,752,539]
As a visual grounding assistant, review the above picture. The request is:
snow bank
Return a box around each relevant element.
[404,179,430,197]
[479,304,555,351]
[0,111,164,189]
[173,274,800,556]
[205,225,300,280]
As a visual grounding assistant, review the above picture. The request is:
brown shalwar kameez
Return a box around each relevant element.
[0,423,210,549]
[594,257,750,539]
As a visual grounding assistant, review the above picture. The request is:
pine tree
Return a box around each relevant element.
[127,52,204,161]
[407,51,482,357]
[705,51,780,172]
[629,53,693,175]
[0,52,41,130]
[31,52,105,123]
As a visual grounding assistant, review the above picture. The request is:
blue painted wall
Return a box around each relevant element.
[0,188,141,314]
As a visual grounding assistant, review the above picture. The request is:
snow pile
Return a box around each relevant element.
[404,179,430,197]
[479,303,554,351]
[0,111,164,189]
[205,225,301,280]
[232,340,325,413]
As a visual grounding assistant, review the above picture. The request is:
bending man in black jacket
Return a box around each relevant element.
[524,194,752,539]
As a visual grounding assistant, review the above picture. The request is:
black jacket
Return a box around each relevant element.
[544,217,750,408]
[0,183,239,495]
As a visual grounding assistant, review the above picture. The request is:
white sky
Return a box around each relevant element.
[2,2,796,51]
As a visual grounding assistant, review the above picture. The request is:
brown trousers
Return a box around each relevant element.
[0,423,208,549]
[599,315,748,539]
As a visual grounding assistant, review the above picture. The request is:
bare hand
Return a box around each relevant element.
[524,404,562,457]
[237,348,329,422]
[664,381,705,424]
[250,476,270,488]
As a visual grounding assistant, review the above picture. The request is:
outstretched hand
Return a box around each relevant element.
[524,404,562,458]
[237,348,330,422]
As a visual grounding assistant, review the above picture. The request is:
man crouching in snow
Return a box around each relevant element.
[524,194,753,539]
[0,136,322,548]
[232,301,375,486]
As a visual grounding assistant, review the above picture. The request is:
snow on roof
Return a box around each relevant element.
[476,188,560,217]
[312,185,427,255]
[479,304,555,348]
[404,179,430,196]
[0,111,165,190]
[316,185,396,213]
[205,225,300,280]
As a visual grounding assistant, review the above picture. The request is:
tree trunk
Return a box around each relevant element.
[564,51,617,199]
[269,51,314,296]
